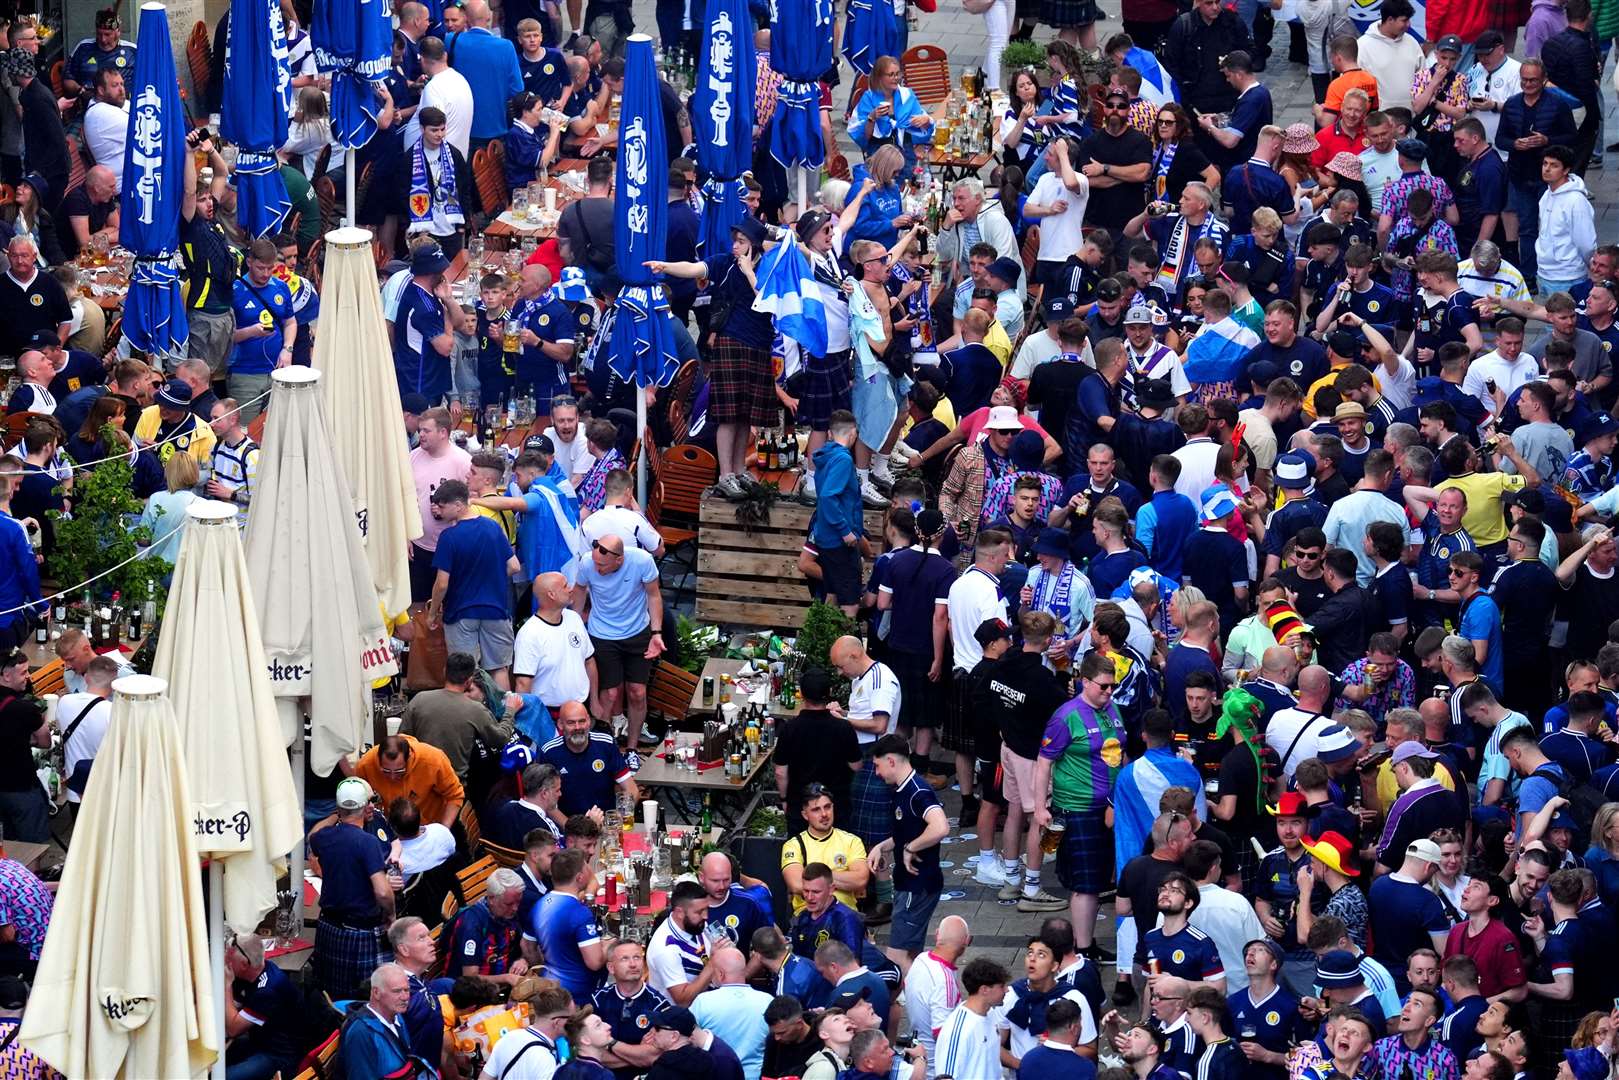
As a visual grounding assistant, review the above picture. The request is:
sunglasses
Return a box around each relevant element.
[592,541,624,557]
[1104,101,1129,111]
[1088,679,1117,691]
[1448,568,1469,577]
[1294,549,1323,560]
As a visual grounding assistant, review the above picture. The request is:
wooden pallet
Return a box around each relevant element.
[696,493,885,629]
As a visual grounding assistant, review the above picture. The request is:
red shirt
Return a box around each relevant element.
[1444,917,1526,999]
[1309,123,1369,172]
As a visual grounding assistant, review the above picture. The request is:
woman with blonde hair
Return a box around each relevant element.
[140,452,200,565]
[1585,802,1619,907]
[843,144,913,249]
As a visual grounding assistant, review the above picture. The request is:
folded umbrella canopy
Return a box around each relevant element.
[221,0,292,238]
[119,2,189,357]
[692,0,755,259]
[243,366,396,771]
[316,227,423,624]
[842,0,902,76]
[21,675,217,1079]
[611,36,682,505]
[769,0,834,207]
[154,500,302,935]
[311,0,390,149]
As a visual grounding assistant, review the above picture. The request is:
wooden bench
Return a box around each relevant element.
[695,494,884,628]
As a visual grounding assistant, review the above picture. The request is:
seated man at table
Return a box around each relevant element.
[224,932,306,1080]
[780,783,870,917]
[447,867,530,987]
[539,700,636,817]
[484,760,567,849]
[58,165,119,263]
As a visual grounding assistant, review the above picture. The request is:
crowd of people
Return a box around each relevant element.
[3,0,1619,1076]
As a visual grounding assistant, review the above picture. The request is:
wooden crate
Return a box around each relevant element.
[696,493,884,629]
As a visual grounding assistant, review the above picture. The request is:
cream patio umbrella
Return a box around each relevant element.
[21,675,217,1079]
[316,226,422,623]
[154,499,303,935]
[243,365,397,767]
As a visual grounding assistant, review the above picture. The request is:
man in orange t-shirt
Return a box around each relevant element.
[1315,36,1381,124]
[353,734,467,829]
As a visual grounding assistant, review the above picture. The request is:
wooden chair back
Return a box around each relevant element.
[29,658,66,697]
[664,359,698,442]
[2,411,48,452]
[459,800,482,854]
[827,150,851,181]
[483,840,525,868]
[457,854,499,906]
[291,1027,340,1080]
[473,142,509,214]
[647,660,699,726]
[313,174,337,234]
[900,45,951,106]
[657,444,716,520]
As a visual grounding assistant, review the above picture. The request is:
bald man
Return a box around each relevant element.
[512,571,598,709]
[903,916,972,1064]
[830,635,902,920]
[61,165,119,261]
[1264,665,1336,780]
[539,700,635,815]
[699,850,770,955]
[690,947,774,1079]
[510,262,577,430]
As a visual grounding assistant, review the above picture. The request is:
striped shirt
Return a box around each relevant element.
[209,435,260,526]
[646,917,708,994]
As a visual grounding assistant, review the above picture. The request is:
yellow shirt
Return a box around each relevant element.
[780,827,868,914]
[1301,362,1381,420]
[1437,472,1526,547]
[134,403,216,468]
[1375,757,1458,809]
[472,503,517,546]
[986,321,1012,368]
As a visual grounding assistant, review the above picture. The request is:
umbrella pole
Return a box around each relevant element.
[636,388,648,508]
[345,148,356,228]
[797,167,808,220]
[208,859,227,1079]
[286,701,307,933]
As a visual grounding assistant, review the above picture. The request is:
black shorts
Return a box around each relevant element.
[592,626,655,689]
[409,543,437,603]
[816,544,863,605]
[889,649,942,731]
[976,753,1007,808]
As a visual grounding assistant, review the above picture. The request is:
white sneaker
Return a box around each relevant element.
[860,480,887,507]
[973,859,1007,887]
[798,473,817,501]
[872,461,897,487]
[717,473,748,499]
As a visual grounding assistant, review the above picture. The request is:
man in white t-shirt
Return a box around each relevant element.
[82,69,129,186]
[1460,317,1539,412]
[512,572,597,708]
[1026,137,1089,304]
[903,916,969,1074]
[389,798,457,875]
[542,396,593,487]
[1264,666,1337,780]
[581,469,664,555]
[55,654,117,806]
[933,957,1009,1080]
[832,636,901,747]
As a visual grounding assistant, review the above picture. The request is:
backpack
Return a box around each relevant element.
[1530,763,1607,851]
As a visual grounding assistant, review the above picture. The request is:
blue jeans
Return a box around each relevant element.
[227,1048,299,1080]
[0,787,50,843]
[1539,275,1586,297]
[1508,179,1547,283]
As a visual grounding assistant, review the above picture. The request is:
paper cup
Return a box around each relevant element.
[544,188,556,212]
[642,800,658,829]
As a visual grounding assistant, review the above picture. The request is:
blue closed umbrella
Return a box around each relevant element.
[692,0,755,259]
[843,0,901,77]
[119,2,189,358]
[311,0,391,150]
[221,0,291,238]
[769,0,833,176]
[610,36,681,505]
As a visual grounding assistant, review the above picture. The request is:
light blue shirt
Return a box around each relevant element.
[690,984,773,1080]
[567,546,659,640]
[141,490,199,564]
[1322,490,1411,586]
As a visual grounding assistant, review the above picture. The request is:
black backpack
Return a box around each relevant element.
[1530,763,1607,851]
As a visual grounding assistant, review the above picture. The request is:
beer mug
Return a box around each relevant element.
[503,321,521,353]
[1039,816,1066,854]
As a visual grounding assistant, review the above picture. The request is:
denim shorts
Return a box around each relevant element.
[444,616,516,670]
[890,887,941,952]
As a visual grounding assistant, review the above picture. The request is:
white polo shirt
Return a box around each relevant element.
[512,609,595,707]
[582,505,662,554]
[946,566,1006,671]
[849,661,901,746]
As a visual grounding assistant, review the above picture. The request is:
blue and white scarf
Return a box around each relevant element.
[408,137,463,234]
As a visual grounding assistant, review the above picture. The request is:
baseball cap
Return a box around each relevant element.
[1043,294,1075,321]
[335,777,374,811]
[1301,832,1360,877]
[1395,138,1428,163]
[523,432,557,455]
[1326,329,1359,359]
[974,618,1013,647]
[411,243,451,276]
[1244,938,1284,965]
[1474,29,1505,51]
[1565,1047,1610,1080]
[1095,278,1123,303]
[400,392,432,415]
[23,330,57,351]
[1124,304,1155,325]
[1406,838,1443,865]
[1247,359,1280,389]
[984,405,1023,431]
[650,1005,697,1036]
[795,208,832,241]
[1391,740,1439,765]
[1315,948,1364,987]
[1434,34,1464,52]
[829,984,874,1010]
[1136,378,1177,411]
[1315,724,1360,764]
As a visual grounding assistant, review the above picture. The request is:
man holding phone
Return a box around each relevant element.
[1494,58,1576,291]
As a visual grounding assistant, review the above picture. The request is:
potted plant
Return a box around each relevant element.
[794,601,855,699]
[1001,40,1047,76]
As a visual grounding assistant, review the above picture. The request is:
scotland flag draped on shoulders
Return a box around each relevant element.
[16,0,1619,1075]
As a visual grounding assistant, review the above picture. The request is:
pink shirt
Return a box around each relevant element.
[410,443,472,551]
[961,406,1050,445]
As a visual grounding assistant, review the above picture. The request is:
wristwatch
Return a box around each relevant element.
[1101,162,1110,176]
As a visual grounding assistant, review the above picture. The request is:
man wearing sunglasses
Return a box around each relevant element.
[1077,87,1152,244]
[567,532,664,748]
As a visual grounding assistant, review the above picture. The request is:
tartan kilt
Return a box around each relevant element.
[849,752,892,849]
[706,336,778,427]
[1054,804,1113,895]
[315,918,382,998]
[1041,0,1101,27]
[940,669,977,756]
[797,349,854,432]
